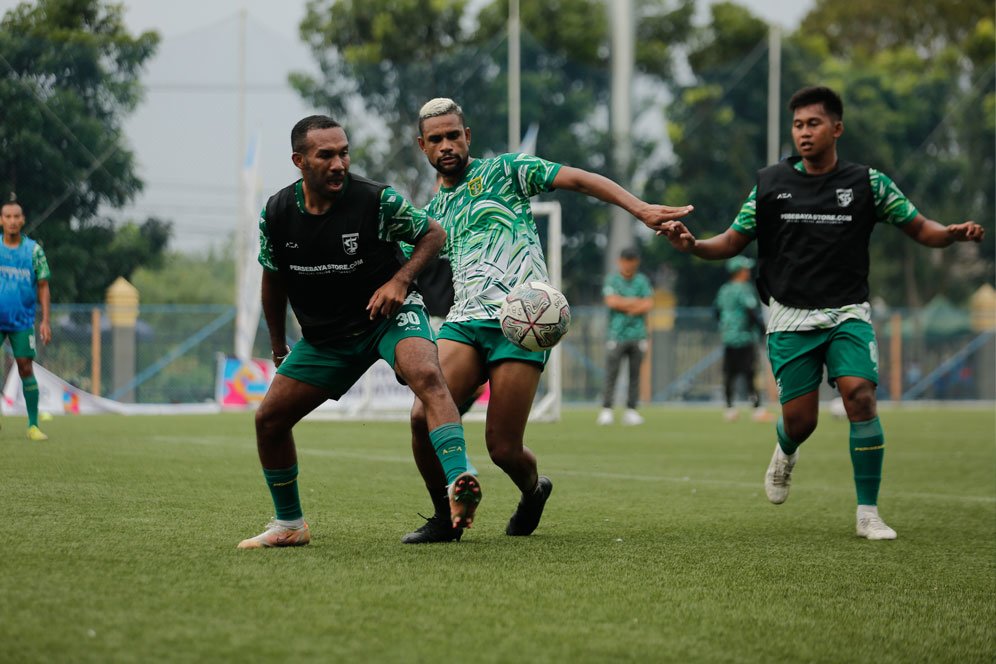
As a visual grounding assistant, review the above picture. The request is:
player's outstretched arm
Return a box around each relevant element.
[901,213,986,248]
[367,220,446,320]
[552,166,693,231]
[660,225,752,260]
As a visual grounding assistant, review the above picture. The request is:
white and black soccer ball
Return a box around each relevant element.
[499,281,572,352]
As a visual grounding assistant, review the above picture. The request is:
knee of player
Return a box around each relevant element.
[254,402,285,439]
[840,385,877,420]
[783,413,818,442]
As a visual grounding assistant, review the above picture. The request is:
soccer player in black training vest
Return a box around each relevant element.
[238,116,481,548]
[662,86,984,540]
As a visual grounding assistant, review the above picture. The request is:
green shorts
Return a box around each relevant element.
[277,302,435,398]
[438,319,548,370]
[1,328,37,359]
[767,319,879,404]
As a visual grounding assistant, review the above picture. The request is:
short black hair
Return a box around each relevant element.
[291,115,342,153]
[620,247,640,260]
[1,198,22,214]
[789,86,844,121]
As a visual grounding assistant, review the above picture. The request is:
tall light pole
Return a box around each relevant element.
[607,0,634,270]
[767,23,781,165]
[508,0,521,152]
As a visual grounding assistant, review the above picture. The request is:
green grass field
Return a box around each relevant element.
[2,407,993,662]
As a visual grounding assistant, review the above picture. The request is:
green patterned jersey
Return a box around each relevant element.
[603,272,653,341]
[729,162,918,333]
[714,281,761,347]
[424,153,561,321]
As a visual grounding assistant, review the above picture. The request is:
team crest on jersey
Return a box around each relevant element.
[836,188,854,208]
[467,176,484,196]
[342,233,359,255]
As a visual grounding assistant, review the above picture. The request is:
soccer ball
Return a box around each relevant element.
[499,281,572,352]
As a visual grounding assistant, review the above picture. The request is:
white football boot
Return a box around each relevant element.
[856,506,897,540]
[764,443,798,504]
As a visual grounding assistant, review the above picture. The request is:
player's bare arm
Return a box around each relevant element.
[901,213,985,247]
[367,220,446,319]
[551,165,693,230]
[261,270,290,366]
[37,279,51,345]
[662,225,752,260]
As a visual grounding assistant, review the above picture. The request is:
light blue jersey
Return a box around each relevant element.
[0,237,49,331]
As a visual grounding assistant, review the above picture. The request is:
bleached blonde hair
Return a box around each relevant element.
[418,98,465,134]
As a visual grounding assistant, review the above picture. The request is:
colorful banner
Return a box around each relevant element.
[216,356,274,408]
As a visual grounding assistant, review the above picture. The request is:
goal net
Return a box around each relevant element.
[308,200,563,422]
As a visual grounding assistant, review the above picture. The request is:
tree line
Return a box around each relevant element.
[1,0,992,306]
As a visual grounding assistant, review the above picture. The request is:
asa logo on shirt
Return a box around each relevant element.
[836,188,854,208]
[467,176,484,196]
[342,233,359,255]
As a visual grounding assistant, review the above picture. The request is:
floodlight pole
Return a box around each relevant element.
[508,0,521,152]
[607,0,634,270]
[767,23,781,165]
[235,9,247,342]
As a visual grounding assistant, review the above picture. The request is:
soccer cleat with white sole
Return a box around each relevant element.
[856,509,897,540]
[723,408,739,422]
[622,409,644,426]
[26,425,48,441]
[764,443,798,504]
[448,472,482,529]
[237,520,311,549]
[596,408,613,425]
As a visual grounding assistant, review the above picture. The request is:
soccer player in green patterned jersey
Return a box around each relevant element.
[663,86,985,540]
[402,98,694,543]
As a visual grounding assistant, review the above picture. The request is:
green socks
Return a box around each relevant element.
[23,375,39,428]
[850,417,885,506]
[262,465,303,521]
[776,416,800,456]
[429,422,471,484]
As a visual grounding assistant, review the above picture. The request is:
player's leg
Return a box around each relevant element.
[828,321,895,540]
[744,345,773,421]
[599,341,623,424]
[10,329,45,440]
[764,330,825,504]
[722,346,738,420]
[486,360,553,536]
[405,337,486,543]
[394,334,481,530]
[237,373,330,549]
[622,341,645,425]
[241,336,371,549]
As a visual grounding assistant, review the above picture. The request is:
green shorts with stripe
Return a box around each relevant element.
[438,319,548,370]
[277,301,435,398]
[1,328,37,359]
[767,319,879,404]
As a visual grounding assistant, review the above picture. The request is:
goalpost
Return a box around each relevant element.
[308,200,563,422]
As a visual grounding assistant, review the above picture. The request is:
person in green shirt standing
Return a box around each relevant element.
[714,255,771,423]
[597,247,653,426]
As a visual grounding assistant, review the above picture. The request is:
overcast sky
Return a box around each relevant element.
[1,0,813,253]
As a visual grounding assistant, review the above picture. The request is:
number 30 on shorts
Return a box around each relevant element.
[396,311,421,327]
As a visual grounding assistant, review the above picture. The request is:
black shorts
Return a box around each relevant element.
[723,345,756,376]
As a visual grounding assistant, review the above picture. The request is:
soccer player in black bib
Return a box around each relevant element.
[237,116,481,548]
[662,86,984,540]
